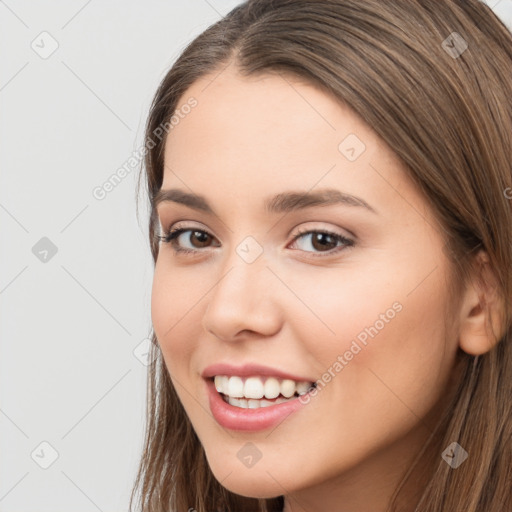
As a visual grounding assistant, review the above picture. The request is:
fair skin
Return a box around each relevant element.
[151,62,501,512]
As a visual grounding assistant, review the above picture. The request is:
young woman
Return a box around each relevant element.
[131,1,512,510]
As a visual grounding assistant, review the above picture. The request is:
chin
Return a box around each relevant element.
[219,479,283,500]
[207,459,287,499]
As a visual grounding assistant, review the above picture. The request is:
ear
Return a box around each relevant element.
[458,250,506,356]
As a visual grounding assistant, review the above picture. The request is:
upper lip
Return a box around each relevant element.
[201,363,315,383]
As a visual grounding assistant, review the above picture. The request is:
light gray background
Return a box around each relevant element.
[1,1,511,511]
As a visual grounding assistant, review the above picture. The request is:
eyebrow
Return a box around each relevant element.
[153,188,378,215]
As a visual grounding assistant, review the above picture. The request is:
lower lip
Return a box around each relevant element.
[205,379,313,432]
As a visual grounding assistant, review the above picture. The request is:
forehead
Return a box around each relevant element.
[161,64,428,223]
[165,65,378,171]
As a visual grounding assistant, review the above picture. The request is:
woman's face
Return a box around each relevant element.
[151,64,462,508]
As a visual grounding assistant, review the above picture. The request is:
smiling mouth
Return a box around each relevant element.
[211,375,317,409]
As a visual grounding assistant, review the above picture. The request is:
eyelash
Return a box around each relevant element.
[157,225,355,258]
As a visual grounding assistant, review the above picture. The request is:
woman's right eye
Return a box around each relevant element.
[158,227,219,254]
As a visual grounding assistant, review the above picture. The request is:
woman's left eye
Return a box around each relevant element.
[158,226,354,256]
[288,229,354,255]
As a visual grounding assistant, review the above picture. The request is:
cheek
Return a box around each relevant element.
[278,258,406,370]
[150,260,204,370]
[283,251,455,417]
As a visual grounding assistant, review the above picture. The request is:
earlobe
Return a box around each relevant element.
[458,250,506,356]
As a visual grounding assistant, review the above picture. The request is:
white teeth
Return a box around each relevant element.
[214,375,229,393]
[280,379,296,398]
[296,381,311,395]
[247,399,260,409]
[244,377,265,399]
[264,377,280,399]
[226,395,294,409]
[227,376,244,398]
[227,397,248,408]
[214,374,314,400]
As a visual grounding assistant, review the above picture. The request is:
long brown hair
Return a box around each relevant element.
[131,1,512,510]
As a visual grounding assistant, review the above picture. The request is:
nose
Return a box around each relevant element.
[201,252,283,342]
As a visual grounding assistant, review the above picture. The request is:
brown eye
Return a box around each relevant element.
[289,229,354,255]
[188,230,212,248]
[310,232,338,251]
[160,227,219,253]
